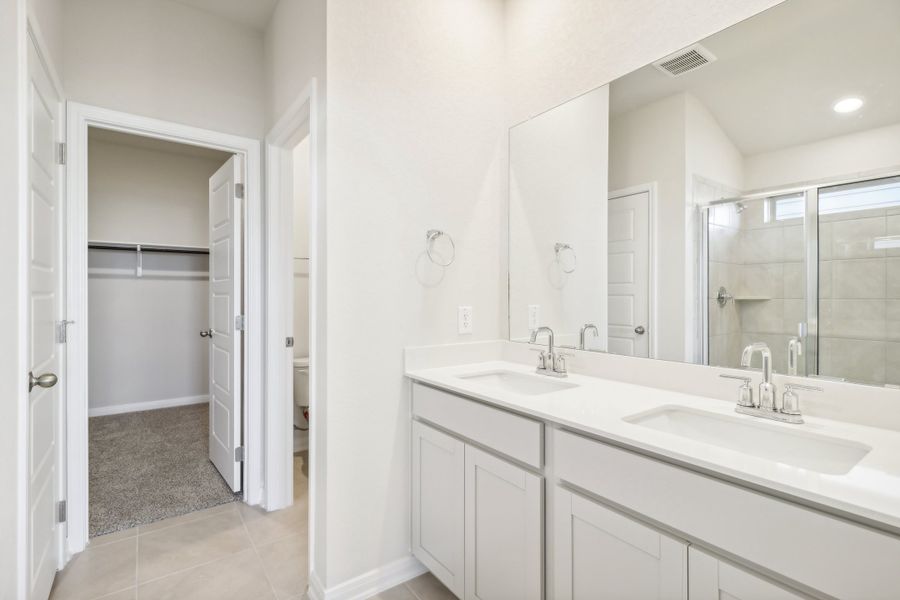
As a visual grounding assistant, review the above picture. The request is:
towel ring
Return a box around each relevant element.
[555,243,577,274]
[426,229,455,267]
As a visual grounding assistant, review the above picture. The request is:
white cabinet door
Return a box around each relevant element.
[689,548,805,600]
[464,446,542,600]
[554,487,686,600]
[412,421,465,598]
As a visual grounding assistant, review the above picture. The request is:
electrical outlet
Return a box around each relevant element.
[458,306,473,334]
[528,305,541,331]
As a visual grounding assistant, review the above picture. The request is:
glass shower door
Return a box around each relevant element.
[706,194,806,373]
[816,175,900,385]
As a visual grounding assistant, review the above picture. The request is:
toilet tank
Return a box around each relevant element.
[292,357,310,409]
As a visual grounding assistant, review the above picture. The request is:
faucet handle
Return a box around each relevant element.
[554,351,574,374]
[782,383,822,416]
[719,374,754,407]
[529,347,549,370]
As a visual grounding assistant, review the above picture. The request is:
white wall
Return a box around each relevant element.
[323,0,506,587]
[509,86,609,348]
[744,121,900,191]
[88,138,226,247]
[609,94,687,360]
[685,94,744,192]
[63,0,266,138]
[87,138,226,412]
[264,0,326,130]
[28,0,63,77]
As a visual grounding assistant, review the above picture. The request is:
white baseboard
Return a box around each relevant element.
[88,394,209,417]
[308,556,427,600]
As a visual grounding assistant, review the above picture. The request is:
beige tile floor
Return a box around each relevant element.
[370,573,455,600]
[50,449,455,600]
[50,453,310,600]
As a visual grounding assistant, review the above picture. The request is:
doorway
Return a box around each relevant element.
[64,103,263,557]
[84,129,239,537]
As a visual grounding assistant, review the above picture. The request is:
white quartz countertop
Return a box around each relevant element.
[406,360,900,532]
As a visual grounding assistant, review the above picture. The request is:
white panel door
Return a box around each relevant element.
[689,548,804,600]
[608,191,650,357]
[465,446,542,600]
[412,421,465,598]
[554,487,686,600]
[27,35,63,600]
[208,156,243,491]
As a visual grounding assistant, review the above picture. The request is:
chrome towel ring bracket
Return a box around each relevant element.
[554,242,576,274]
[425,229,455,267]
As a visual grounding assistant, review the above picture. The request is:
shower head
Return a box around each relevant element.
[734,202,746,213]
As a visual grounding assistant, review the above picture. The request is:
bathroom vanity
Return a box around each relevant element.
[409,1,900,597]
[405,351,900,600]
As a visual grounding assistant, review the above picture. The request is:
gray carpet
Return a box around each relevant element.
[89,403,238,538]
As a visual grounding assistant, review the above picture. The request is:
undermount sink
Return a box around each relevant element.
[456,370,578,396]
[625,406,871,475]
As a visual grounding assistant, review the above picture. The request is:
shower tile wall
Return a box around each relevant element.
[708,201,804,372]
[708,203,743,368]
[819,206,900,385]
[738,204,804,374]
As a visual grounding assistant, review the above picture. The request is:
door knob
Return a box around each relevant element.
[200,329,214,338]
[29,371,58,392]
[634,325,646,335]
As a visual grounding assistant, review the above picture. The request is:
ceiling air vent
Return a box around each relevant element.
[652,44,716,77]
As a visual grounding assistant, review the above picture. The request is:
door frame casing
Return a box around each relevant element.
[263,78,323,582]
[608,183,659,359]
[64,102,263,558]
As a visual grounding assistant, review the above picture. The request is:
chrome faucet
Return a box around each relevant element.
[579,323,600,350]
[530,326,569,377]
[741,342,776,410]
[719,342,822,424]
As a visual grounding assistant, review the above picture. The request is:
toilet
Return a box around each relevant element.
[293,357,309,451]
[292,357,310,410]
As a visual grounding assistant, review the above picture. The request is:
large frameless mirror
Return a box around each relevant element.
[507,0,900,387]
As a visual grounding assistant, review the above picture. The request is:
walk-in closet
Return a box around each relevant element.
[86,128,236,537]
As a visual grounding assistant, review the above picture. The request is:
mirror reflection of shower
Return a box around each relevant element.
[705,174,900,386]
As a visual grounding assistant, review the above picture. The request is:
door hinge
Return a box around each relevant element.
[57,142,66,165]
[235,183,245,199]
[285,336,294,348]
[57,500,67,524]
[235,315,246,331]
[234,446,245,462]
[56,319,75,344]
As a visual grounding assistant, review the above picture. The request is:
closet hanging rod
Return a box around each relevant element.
[87,241,210,255]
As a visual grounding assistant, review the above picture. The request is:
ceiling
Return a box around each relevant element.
[89,127,232,162]
[171,0,279,31]
[609,0,900,156]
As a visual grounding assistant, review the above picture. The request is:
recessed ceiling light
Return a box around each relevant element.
[833,97,864,114]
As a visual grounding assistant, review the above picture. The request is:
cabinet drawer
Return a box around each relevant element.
[412,383,543,468]
[554,428,900,600]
